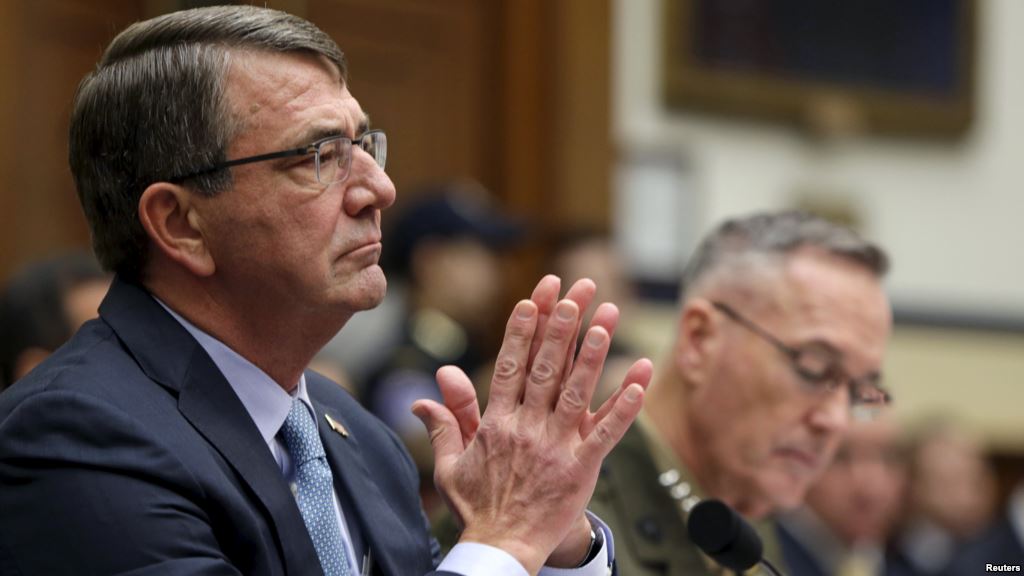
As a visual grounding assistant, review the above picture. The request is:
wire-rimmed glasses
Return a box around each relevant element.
[711,300,891,411]
[168,129,387,185]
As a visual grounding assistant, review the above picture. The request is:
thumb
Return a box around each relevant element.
[411,399,463,472]
[436,365,481,446]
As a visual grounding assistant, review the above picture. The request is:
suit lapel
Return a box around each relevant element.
[178,362,322,576]
[313,400,420,576]
[100,278,322,576]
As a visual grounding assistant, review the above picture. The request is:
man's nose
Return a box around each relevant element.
[342,148,396,216]
[807,386,851,436]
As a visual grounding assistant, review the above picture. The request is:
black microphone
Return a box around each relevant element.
[687,499,784,576]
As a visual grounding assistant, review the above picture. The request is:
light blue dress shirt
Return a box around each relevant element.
[158,298,612,576]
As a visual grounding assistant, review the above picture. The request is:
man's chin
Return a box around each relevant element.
[352,269,387,310]
[325,268,387,312]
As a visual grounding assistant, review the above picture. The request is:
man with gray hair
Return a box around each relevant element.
[588,210,894,575]
[0,6,651,575]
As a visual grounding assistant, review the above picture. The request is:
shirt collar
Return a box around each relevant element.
[154,297,313,446]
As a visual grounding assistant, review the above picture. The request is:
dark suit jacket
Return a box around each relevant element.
[776,516,940,576]
[943,514,1024,576]
[0,278,456,576]
[774,521,829,576]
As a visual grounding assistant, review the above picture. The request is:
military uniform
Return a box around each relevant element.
[590,415,784,576]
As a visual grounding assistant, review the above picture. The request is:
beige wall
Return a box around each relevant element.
[887,327,1024,451]
[613,0,1024,448]
[614,0,1024,318]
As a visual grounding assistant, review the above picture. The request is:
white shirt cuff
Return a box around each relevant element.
[438,512,614,576]
[438,542,529,576]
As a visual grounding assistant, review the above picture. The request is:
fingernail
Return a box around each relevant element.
[556,302,575,320]
[586,329,606,347]
[516,302,535,319]
[624,385,641,402]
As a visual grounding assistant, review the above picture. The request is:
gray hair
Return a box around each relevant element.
[69,5,347,283]
[681,210,889,299]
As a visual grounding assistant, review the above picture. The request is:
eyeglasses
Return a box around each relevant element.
[711,300,891,409]
[168,129,387,185]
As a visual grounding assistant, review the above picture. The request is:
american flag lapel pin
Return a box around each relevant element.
[324,413,349,438]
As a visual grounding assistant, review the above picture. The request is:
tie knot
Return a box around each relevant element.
[280,399,325,466]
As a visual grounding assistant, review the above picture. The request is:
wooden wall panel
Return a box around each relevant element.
[1,0,143,281]
[551,0,612,232]
[0,0,18,278]
[500,0,611,232]
[307,0,501,202]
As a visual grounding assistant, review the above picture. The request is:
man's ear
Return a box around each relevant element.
[674,299,720,389]
[138,183,216,277]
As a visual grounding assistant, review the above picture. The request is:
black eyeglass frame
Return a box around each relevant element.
[710,300,892,407]
[167,129,387,185]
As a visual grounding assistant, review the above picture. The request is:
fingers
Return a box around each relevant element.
[576,383,646,471]
[528,277,596,373]
[486,276,626,431]
[411,399,464,474]
[558,280,598,375]
[550,325,611,437]
[521,300,579,421]
[483,300,539,418]
[527,275,562,369]
[548,302,620,435]
[586,302,620,342]
[530,274,562,313]
[584,358,653,438]
[436,365,482,447]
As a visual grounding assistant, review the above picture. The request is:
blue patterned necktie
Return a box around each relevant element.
[280,399,354,576]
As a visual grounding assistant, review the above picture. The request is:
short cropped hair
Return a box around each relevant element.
[69,6,347,283]
[681,210,889,299]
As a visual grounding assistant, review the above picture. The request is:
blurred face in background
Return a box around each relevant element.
[909,427,996,539]
[9,274,111,383]
[553,237,632,324]
[805,416,907,545]
[411,237,502,332]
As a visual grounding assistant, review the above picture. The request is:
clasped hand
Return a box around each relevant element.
[412,276,653,574]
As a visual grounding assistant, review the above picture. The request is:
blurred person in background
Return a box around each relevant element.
[944,478,1024,575]
[588,210,894,575]
[776,413,908,576]
[892,418,998,575]
[363,181,526,516]
[0,251,110,390]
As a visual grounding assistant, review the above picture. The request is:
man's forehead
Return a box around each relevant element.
[780,255,890,365]
[226,50,366,142]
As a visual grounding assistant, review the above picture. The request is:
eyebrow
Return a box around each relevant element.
[800,338,843,357]
[801,338,883,381]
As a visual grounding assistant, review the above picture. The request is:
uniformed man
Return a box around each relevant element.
[589,210,894,575]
